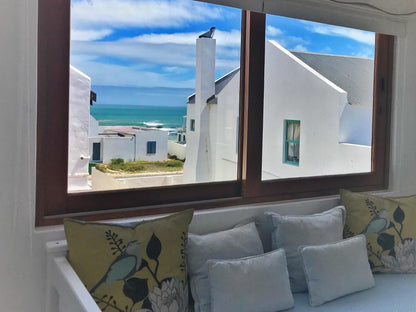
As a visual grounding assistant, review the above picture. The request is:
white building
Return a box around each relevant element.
[89,126,168,163]
[68,67,169,191]
[68,66,92,191]
[184,37,374,183]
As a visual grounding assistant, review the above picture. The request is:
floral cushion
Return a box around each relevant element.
[341,189,416,273]
[64,209,193,312]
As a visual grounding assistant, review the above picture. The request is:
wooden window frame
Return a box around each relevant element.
[36,2,393,226]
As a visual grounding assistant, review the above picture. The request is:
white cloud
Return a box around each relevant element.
[71,0,224,31]
[70,34,240,87]
[71,28,241,69]
[125,29,241,47]
[320,46,333,54]
[71,40,197,67]
[266,25,283,37]
[352,47,374,58]
[292,44,308,52]
[71,56,195,88]
[305,22,375,45]
[71,29,113,41]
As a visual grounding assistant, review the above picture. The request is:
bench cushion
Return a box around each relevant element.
[292,274,416,311]
[64,209,193,312]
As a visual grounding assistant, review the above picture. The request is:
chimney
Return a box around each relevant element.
[195,37,216,110]
[183,35,216,183]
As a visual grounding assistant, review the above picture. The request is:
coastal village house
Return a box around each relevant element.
[183,37,373,183]
[67,66,168,191]
[1,0,416,311]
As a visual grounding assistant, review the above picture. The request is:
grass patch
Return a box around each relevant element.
[96,158,184,174]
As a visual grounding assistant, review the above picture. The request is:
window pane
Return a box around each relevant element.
[262,15,374,180]
[286,121,294,141]
[286,142,299,162]
[68,0,241,192]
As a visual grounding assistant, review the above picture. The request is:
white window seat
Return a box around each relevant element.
[46,240,416,312]
[45,196,416,312]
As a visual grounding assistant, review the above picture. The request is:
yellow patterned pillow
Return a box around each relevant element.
[64,209,193,312]
[341,189,416,273]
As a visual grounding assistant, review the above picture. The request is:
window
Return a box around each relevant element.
[92,142,101,162]
[190,119,195,132]
[37,2,393,226]
[147,141,156,154]
[284,120,300,165]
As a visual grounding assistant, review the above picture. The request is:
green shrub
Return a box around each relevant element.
[123,162,145,172]
[165,160,183,167]
[108,158,125,171]
[110,158,124,165]
[95,163,107,173]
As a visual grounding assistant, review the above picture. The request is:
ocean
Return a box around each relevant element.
[90,104,187,130]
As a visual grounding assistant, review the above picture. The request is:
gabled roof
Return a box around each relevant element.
[187,46,374,108]
[187,67,240,104]
[291,51,374,106]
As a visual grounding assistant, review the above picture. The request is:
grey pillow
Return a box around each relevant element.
[187,222,264,312]
[267,206,345,292]
[300,235,375,307]
[207,249,294,312]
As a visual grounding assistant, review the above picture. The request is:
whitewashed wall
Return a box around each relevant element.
[68,66,91,191]
[0,1,415,311]
[183,38,216,183]
[135,130,168,161]
[89,115,99,137]
[102,137,135,163]
[213,72,240,181]
[196,40,371,181]
[168,140,186,160]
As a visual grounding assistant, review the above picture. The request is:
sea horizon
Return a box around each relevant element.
[90,104,187,135]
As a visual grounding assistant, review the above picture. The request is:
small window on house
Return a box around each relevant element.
[190,119,196,132]
[147,141,157,154]
[92,142,101,162]
[284,120,300,165]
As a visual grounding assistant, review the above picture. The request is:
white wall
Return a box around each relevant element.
[135,130,168,161]
[213,72,240,181]
[0,1,415,311]
[89,115,99,137]
[183,38,216,183]
[68,66,91,191]
[168,140,186,160]
[102,137,135,163]
[192,40,371,181]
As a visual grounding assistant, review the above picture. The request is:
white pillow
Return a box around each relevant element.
[267,206,345,292]
[207,249,294,312]
[186,222,264,312]
[300,235,375,307]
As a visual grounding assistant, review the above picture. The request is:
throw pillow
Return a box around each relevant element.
[267,206,345,292]
[341,189,416,273]
[207,249,294,312]
[300,235,375,307]
[186,222,264,312]
[64,209,194,312]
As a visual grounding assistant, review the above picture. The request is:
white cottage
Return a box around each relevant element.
[68,67,169,192]
[184,37,374,183]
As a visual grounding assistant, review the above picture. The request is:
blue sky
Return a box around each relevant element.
[70,0,375,96]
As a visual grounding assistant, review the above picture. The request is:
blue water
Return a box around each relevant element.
[90,104,187,130]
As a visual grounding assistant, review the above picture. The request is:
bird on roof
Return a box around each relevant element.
[199,27,215,38]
